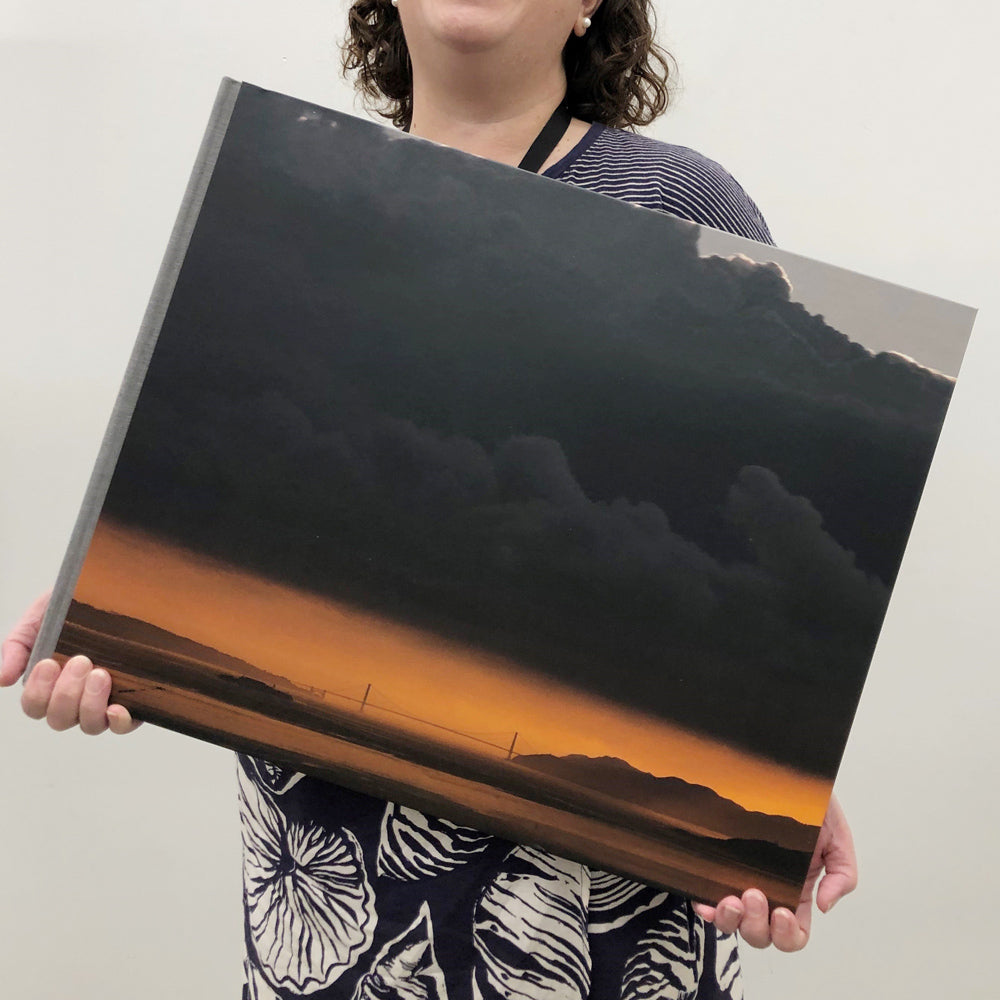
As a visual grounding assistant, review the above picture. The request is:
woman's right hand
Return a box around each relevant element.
[1,591,141,735]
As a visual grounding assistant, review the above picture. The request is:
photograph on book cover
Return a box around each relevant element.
[35,82,975,910]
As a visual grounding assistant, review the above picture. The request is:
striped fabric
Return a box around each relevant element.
[545,124,774,245]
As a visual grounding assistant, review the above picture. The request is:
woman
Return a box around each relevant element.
[2,0,857,995]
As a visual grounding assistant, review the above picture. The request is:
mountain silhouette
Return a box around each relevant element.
[64,601,309,696]
[514,753,819,853]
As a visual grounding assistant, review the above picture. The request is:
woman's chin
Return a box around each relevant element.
[409,4,523,54]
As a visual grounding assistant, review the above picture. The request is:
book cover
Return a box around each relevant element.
[31,79,977,909]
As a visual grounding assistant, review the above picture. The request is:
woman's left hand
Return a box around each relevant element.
[692,794,857,952]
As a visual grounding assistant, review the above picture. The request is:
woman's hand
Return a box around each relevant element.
[1,591,140,735]
[692,794,857,952]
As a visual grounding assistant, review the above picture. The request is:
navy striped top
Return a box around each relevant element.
[545,123,773,245]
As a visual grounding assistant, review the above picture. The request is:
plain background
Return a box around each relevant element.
[1,1,997,996]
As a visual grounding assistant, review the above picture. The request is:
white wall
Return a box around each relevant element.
[1,2,996,996]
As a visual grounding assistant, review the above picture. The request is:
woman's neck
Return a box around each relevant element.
[408,59,577,169]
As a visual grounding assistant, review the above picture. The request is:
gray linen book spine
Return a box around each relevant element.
[28,77,243,674]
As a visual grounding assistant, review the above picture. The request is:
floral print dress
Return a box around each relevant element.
[239,755,743,1000]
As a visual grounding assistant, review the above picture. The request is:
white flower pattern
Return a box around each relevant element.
[585,869,671,934]
[247,755,306,795]
[378,802,493,880]
[714,932,743,1000]
[621,901,705,1000]
[239,763,377,994]
[472,846,590,1000]
[351,901,449,1000]
[244,958,283,1000]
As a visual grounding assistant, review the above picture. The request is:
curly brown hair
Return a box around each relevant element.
[342,0,673,131]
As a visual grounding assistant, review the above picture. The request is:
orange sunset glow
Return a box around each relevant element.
[73,518,831,825]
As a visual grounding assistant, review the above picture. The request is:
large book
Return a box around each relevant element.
[31,78,976,910]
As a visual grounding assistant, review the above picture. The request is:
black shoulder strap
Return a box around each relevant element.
[517,103,572,173]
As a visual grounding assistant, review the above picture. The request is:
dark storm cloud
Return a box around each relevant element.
[725,466,888,632]
[101,85,959,775]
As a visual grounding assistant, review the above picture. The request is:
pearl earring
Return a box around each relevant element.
[391,0,398,6]
[582,16,592,29]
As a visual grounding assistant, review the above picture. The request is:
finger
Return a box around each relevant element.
[1,591,52,686]
[107,704,142,735]
[770,907,809,953]
[691,902,716,922]
[20,658,62,719]
[738,889,772,949]
[0,638,29,687]
[711,896,744,936]
[45,654,93,731]
[78,668,112,735]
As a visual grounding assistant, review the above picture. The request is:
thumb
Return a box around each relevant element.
[815,797,858,913]
[1,591,52,686]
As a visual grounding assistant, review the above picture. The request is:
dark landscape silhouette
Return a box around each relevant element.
[515,754,818,853]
